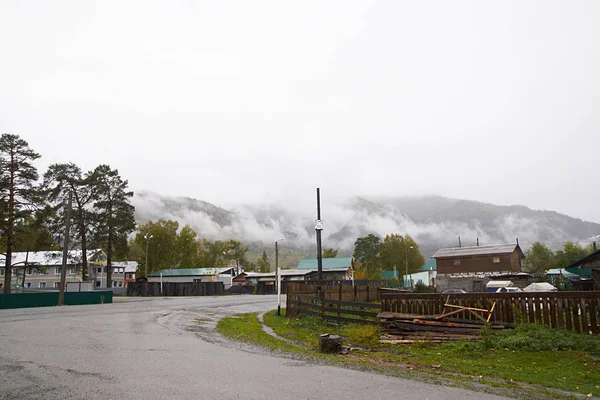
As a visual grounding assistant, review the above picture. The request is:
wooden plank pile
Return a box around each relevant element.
[378,301,512,344]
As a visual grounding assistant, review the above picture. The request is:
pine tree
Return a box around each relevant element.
[43,163,95,280]
[0,134,42,294]
[88,165,136,288]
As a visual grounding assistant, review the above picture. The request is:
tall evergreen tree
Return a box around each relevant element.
[43,163,94,280]
[0,133,42,294]
[88,165,136,288]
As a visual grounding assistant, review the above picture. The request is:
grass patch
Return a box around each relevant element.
[214,311,600,398]
[215,313,302,354]
[263,312,600,397]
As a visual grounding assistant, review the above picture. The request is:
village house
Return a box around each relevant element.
[0,250,106,290]
[433,244,523,275]
[432,244,524,293]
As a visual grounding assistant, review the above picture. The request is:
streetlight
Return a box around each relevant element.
[276,237,284,316]
[405,245,414,288]
[144,234,153,277]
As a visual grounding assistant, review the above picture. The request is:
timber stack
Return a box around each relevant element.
[377,311,511,344]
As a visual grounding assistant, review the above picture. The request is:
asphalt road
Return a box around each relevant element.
[0,295,511,400]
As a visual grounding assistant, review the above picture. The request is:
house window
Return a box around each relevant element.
[95,280,101,287]
[39,282,46,288]
[55,267,60,275]
[118,281,123,287]
[493,257,500,263]
[112,280,117,288]
[97,267,102,274]
[24,282,31,288]
[453,259,461,266]
[26,267,33,275]
[69,267,76,275]
[0,268,4,276]
[54,282,60,288]
[126,273,133,279]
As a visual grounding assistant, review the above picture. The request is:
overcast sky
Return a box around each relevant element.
[2,1,599,222]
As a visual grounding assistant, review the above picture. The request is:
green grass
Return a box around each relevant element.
[215,313,303,354]
[215,311,600,398]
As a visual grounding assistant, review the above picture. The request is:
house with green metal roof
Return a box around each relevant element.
[296,257,353,270]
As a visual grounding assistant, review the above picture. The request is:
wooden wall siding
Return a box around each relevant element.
[436,251,521,275]
[381,292,600,334]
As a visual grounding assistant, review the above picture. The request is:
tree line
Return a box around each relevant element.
[130,218,343,275]
[0,133,135,293]
[523,241,597,277]
[352,233,425,280]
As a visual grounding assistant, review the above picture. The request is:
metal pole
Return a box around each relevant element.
[145,236,149,277]
[276,240,281,316]
[58,191,73,306]
[405,246,408,288]
[316,188,323,280]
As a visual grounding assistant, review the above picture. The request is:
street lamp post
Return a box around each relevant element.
[276,237,284,316]
[405,245,414,288]
[144,234,153,277]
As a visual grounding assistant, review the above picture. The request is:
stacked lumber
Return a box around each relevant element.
[377,311,510,344]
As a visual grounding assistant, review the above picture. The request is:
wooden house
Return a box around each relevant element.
[432,244,524,275]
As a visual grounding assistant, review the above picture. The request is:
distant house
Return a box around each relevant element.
[0,249,106,289]
[565,248,600,277]
[297,257,354,270]
[564,249,600,291]
[147,267,235,289]
[113,261,138,287]
[432,244,524,275]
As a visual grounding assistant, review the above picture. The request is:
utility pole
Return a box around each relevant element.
[144,234,153,277]
[57,191,73,306]
[276,238,284,315]
[315,188,323,280]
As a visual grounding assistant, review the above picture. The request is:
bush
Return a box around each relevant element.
[413,281,435,293]
[448,323,600,353]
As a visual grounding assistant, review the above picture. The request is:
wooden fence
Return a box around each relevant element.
[127,281,224,297]
[286,282,384,323]
[287,294,380,324]
[381,291,600,334]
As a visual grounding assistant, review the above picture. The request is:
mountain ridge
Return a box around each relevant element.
[131,190,600,257]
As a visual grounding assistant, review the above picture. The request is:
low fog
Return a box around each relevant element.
[132,191,599,257]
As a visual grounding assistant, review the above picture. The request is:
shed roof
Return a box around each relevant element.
[297,257,353,269]
[148,267,234,277]
[432,244,522,259]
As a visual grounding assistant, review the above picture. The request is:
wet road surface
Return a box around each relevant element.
[0,295,511,400]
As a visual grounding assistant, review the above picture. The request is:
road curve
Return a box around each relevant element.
[0,295,511,400]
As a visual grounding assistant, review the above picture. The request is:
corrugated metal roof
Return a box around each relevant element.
[432,244,519,259]
[420,259,437,271]
[0,249,105,267]
[297,257,353,269]
[148,267,233,277]
[245,268,350,278]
